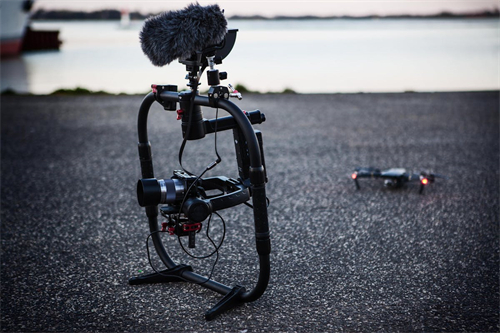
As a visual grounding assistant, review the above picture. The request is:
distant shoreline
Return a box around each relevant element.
[2,87,499,97]
[31,9,499,21]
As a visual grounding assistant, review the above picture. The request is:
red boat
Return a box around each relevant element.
[1,0,61,57]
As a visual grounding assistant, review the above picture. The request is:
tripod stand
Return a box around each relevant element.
[129,30,270,320]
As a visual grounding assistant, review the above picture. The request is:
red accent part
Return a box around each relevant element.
[1,39,22,57]
[168,227,175,236]
[183,223,201,233]
[176,109,183,120]
[351,173,357,180]
[151,84,157,93]
[421,178,429,185]
[161,222,168,232]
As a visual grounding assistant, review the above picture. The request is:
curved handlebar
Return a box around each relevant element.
[137,90,270,303]
[159,91,264,175]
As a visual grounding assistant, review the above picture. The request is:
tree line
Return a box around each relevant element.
[31,9,499,21]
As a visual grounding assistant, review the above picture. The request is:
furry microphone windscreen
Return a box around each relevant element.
[140,3,227,67]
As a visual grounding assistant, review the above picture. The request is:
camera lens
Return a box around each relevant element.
[137,178,184,207]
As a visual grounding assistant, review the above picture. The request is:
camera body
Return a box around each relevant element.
[137,170,212,222]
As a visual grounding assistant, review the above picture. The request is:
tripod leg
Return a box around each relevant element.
[205,285,246,321]
[129,264,193,285]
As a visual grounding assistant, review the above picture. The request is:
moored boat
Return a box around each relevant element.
[1,0,33,57]
[1,0,61,57]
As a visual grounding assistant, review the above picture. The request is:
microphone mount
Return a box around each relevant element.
[179,29,238,90]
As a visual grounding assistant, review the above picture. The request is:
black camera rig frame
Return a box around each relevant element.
[129,35,270,320]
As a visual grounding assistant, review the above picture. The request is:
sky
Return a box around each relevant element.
[32,0,500,17]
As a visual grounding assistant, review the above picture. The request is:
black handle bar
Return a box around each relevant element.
[136,91,270,304]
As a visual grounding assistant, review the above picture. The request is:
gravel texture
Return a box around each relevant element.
[1,92,498,332]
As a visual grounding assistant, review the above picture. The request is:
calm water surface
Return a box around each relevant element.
[1,18,498,94]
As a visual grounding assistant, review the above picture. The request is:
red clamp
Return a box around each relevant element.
[176,109,183,120]
[183,223,202,233]
[167,223,201,235]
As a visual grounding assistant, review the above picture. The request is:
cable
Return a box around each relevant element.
[213,107,222,165]
[159,91,225,285]
[176,212,226,284]
[243,197,271,209]
[178,66,206,175]
[177,84,197,176]
[176,105,223,222]
[177,212,226,259]
[145,213,225,286]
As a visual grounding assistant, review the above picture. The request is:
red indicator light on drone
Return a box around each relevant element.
[351,173,357,180]
[421,178,429,185]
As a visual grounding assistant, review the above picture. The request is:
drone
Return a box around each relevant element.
[351,167,447,194]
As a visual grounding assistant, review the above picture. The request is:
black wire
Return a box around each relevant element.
[166,85,225,285]
[178,66,205,176]
[213,107,222,165]
[176,170,207,222]
[243,197,271,209]
[176,105,223,221]
[145,213,225,286]
[177,87,197,176]
[176,212,226,284]
[177,212,226,259]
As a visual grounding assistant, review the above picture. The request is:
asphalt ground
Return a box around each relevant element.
[1,91,499,332]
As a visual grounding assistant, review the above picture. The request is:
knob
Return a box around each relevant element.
[219,72,227,80]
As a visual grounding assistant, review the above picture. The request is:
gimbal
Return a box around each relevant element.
[129,30,271,320]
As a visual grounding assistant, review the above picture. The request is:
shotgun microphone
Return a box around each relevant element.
[140,3,227,67]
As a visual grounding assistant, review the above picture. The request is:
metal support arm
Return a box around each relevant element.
[131,90,271,319]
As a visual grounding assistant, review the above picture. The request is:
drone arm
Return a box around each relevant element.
[351,172,361,189]
[354,173,377,179]
[351,169,382,189]
[354,169,382,179]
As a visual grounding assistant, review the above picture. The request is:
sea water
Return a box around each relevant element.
[1,18,498,94]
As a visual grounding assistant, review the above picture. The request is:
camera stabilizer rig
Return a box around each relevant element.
[129,30,271,320]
